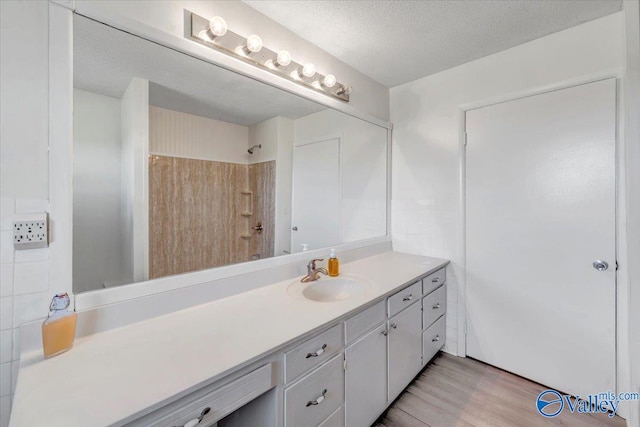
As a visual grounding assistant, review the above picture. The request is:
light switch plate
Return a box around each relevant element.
[13,214,48,250]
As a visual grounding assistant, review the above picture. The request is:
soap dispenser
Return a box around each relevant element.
[328,248,340,277]
[42,293,77,358]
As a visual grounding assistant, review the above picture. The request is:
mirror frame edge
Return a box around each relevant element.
[50,2,393,311]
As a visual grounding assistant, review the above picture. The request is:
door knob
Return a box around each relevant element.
[592,260,609,271]
[292,226,298,231]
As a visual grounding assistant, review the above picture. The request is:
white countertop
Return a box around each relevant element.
[10,251,448,427]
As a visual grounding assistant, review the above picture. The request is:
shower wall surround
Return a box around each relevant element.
[148,107,277,278]
[247,161,276,261]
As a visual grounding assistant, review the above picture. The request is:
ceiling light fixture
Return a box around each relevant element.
[188,11,351,102]
[301,63,316,78]
[245,34,263,54]
[208,16,227,38]
[322,74,337,88]
[275,50,292,67]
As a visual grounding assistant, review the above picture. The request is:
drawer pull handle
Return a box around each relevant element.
[390,323,397,329]
[180,407,211,427]
[381,329,388,336]
[403,294,413,302]
[432,277,440,283]
[432,302,441,310]
[432,335,440,342]
[306,344,327,359]
[306,389,327,407]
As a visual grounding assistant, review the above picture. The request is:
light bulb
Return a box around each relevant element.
[208,16,227,37]
[322,74,336,88]
[302,63,316,78]
[246,35,263,53]
[275,50,292,67]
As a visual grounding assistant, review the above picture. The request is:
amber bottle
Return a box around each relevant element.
[328,248,340,277]
[42,293,77,358]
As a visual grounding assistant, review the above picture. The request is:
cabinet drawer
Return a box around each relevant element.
[285,324,342,383]
[284,355,344,427]
[143,364,274,427]
[318,407,344,427]
[423,285,446,330]
[423,316,445,366]
[422,267,446,295]
[345,300,386,344]
[387,281,421,317]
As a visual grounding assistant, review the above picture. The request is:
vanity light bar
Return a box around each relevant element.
[188,11,351,102]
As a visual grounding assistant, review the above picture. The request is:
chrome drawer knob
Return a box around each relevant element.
[390,323,397,329]
[432,277,439,283]
[402,294,413,302]
[432,303,441,310]
[432,335,440,343]
[306,389,327,407]
[306,344,327,359]
[179,407,210,427]
[381,329,388,336]
[593,260,609,271]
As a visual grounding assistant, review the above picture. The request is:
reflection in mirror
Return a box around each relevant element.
[72,15,387,294]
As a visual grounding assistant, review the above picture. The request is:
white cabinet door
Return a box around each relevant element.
[387,301,422,401]
[344,323,387,427]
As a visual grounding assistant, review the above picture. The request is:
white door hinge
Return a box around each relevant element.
[464,132,468,146]
[343,360,347,370]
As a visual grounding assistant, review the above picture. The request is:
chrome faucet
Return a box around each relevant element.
[301,258,328,283]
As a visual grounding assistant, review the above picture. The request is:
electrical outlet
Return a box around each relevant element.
[13,215,48,250]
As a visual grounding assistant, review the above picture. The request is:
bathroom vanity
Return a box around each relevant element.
[10,252,448,427]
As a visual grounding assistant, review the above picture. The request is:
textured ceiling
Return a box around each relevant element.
[73,15,324,126]
[244,0,622,87]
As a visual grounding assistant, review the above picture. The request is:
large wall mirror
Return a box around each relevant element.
[72,15,388,294]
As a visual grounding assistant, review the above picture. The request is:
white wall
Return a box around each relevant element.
[275,118,293,257]
[120,78,149,284]
[73,0,390,121]
[248,117,278,164]
[249,116,294,256]
[294,109,387,244]
[150,106,249,164]
[73,89,126,293]
[0,2,52,425]
[391,10,624,374]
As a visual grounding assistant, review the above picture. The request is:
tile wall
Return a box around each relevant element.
[0,197,51,427]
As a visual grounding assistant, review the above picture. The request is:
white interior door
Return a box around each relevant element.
[465,79,616,398]
[291,138,340,253]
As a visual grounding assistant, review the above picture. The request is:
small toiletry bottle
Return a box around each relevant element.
[42,293,77,359]
[328,248,340,277]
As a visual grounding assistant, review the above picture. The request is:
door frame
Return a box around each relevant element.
[456,72,630,415]
[291,134,343,252]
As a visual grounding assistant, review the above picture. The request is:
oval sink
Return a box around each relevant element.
[288,275,372,302]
